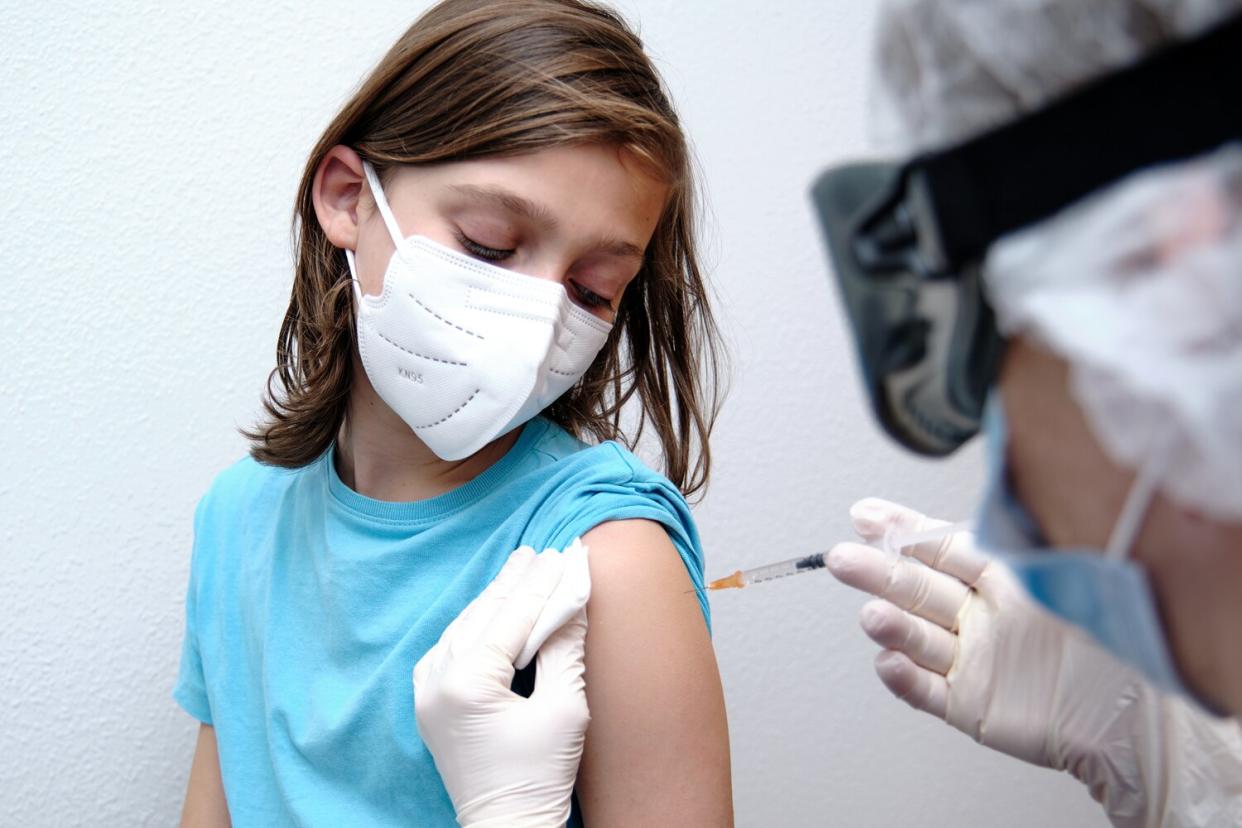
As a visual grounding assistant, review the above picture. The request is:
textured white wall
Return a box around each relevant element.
[0,2,1104,825]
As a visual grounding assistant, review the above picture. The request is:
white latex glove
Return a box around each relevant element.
[413,541,592,828]
[827,497,1242,828]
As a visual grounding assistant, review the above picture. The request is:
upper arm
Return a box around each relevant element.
[575,519,733,826]
[181,724,231,828]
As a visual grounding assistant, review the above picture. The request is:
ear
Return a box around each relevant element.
[312,145,367,251]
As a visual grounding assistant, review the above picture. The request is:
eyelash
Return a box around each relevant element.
[570,283,611,310]
[457,233,513,262]
[457,232,614,311]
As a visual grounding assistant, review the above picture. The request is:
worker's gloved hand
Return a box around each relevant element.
[413,541,591,828]
[827,498,1242,828]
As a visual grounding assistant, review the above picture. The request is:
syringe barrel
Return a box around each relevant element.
[740,552,826,585]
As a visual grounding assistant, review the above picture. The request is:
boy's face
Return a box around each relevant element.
[331,142,667,323]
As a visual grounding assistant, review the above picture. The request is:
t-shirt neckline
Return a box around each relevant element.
[324,419,549,523]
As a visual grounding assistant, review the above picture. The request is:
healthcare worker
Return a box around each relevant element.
[412,0,1242,824]
[811,0,1242,717]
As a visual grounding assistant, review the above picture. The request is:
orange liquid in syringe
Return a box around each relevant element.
[706,570,746,590]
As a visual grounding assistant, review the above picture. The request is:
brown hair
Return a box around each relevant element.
[246,0,724,497]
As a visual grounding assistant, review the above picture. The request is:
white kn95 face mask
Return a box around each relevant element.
[345,160,614,461]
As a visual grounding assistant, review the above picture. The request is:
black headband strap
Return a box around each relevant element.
[913,11,1242,268]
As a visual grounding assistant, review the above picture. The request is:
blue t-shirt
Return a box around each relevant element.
[173,418,709,826]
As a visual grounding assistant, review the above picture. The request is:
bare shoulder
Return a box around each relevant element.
[580,518,706,624]
[576,519,734,826]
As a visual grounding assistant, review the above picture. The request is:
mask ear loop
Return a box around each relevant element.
[361,160,407,250]
[345,160,407,304]
[1105,426,1180,560]
[345,248,363,303]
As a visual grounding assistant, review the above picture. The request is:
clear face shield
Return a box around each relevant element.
[808,11,1242,457]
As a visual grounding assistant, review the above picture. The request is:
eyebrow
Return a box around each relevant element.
[447,183,646,260]
[449,184,557,227]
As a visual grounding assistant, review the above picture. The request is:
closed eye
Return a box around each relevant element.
[571,281,612,311]
[456,232,513,262]
[457,230,614,313]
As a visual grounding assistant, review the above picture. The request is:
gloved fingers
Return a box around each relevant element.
[827,541,969,629]
[455,546,540,646]
[532,606,589,703]
[859,599,957,675]
[850,498,988,586]
[417,546,538,685]
[874,650,949,720]
[515,540,591,670]
[478,548,569,666]
[903,530,988,590]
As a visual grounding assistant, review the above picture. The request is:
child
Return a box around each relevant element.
[174,1,732,825]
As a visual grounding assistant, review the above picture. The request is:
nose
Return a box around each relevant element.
[519,253,572,286]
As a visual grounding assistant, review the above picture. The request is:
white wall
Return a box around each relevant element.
[0,2,1103,825]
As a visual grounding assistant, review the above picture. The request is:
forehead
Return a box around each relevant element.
[392,143,670,245]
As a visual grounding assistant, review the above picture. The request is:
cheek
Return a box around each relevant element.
[354,221,396,298]
[1137,500,1242,709]
[999,338,1133,549]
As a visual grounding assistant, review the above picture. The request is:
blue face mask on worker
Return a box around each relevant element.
[973,395,1224,714]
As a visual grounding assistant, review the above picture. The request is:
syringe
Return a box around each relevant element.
[704,519,974,591]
